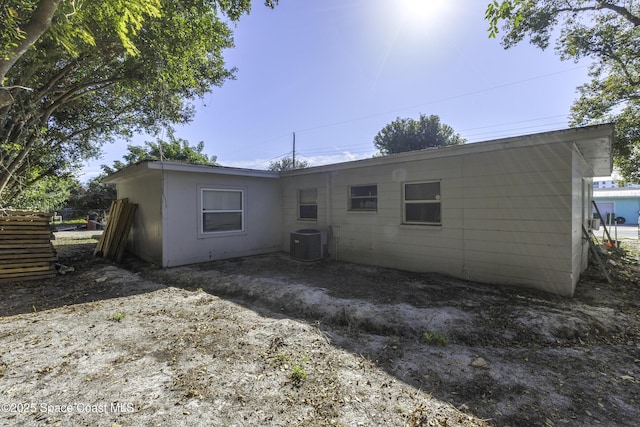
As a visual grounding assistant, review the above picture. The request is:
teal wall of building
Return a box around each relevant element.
[593,197,640,225]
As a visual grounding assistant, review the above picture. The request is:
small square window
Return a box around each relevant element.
[403,181,441,225]
[349,185,377,211]
[201,189,244,233]
[298,188,317,220]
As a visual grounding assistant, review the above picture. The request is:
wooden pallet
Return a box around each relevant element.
[94,199,137,263]
[0,210,58,283]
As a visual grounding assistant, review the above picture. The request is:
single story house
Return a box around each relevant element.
[102,162,282,267]
[104,124,613,296]
[594,188,640,225]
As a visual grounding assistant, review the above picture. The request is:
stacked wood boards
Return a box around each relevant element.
[0,210,58,283]
[94,199,137,263]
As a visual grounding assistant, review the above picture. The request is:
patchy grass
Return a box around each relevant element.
[110,312,126,322]
[422,330,450,346]
[1,235,637,426]
[289,363,307,386]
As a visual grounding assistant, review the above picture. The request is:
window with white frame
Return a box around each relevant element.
[403,181,441,225]
[349,185,377,211]
[298,188,318,220]
[201,189,244,233]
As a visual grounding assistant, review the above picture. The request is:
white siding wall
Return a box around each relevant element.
[572,147,594,294]
[281,141,577,295]
[460,143,574,295]
[282,158,465,274]
[162,171,281,267]
[116,170,164,265]
[281,173,331,242]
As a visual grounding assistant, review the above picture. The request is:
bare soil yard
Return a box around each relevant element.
[1,233,639,426]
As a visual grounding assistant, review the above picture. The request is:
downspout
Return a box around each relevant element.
[461,156,467,278]
[161,166,169,267]
[326,171,334,260]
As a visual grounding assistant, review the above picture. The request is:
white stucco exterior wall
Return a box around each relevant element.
[281,141,577,295]
[161,170,282,267]
[279,125,613,296]
[115,169,164,266]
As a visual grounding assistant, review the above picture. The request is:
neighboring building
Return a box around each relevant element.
[593,179,640,189]
[593,188,640,225]
[104,125,614,297]
[593,179,618,189]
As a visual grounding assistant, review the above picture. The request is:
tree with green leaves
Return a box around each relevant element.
[65,176,117,217]
[485,0,640,182]
[0,0,277,205]
[64,134,213,214]
[373,114,465,156]
[0,0,163,109]
[103,133,217,174]
[9,174,77,211]
[268,156,310,171]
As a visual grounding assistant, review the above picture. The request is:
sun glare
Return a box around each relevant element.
[398,0,451,30]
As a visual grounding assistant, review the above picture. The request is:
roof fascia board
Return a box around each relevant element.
[145,161,280,178]
[103,161,280,183]
[102,161,153,184]
[103,125,613,183]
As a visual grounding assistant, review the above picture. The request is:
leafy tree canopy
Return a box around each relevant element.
[373,114,465,156]
[6,173,76,211]
[0,0,276,206]
[63,133,217,214]
[485,0,640,182]
[0,0,162,101]
[103,133,217,174]
[268,156,310,171]
[0,0,276,85]
[65,176,117,216]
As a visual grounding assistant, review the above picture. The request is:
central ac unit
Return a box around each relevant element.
[290,229,326,261]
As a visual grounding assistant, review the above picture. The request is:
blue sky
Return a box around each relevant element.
[81,0,592,180]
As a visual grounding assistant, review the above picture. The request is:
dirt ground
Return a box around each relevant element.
[1,233,639,427]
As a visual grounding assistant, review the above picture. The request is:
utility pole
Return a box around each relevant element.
[292,132,296,170]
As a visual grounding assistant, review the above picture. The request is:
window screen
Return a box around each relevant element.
[349,185,377,211]
[403,182,441,225]
[299,188,318,220]
[202,189,243,232]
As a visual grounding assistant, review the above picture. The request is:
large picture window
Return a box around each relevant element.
[349,185,377,211]
[403,181,441,225]
[201,189,244,233]
[298,188,318,220]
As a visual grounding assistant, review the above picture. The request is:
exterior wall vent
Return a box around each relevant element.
[290,229,326,261]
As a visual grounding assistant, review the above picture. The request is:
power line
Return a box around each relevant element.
[293,66,587,135]
[287,114,571,158]
[215,66,587,158]
[458,114,570,133]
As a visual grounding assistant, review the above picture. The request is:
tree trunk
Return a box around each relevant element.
[0,0,63,108]
[0,135,37,199]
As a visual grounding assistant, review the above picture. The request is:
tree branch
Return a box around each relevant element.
[596,1,640,27]
[556,2,640,27]
[0,0,64,86]
[34,61,82,102]
[0,133,38,195]
[41,79,119,125]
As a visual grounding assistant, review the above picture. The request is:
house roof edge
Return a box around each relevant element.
[103,161,279,183]
[281,124,614,177]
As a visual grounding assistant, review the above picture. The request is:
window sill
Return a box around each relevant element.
[400,223,442,230]
[198,230,247,239]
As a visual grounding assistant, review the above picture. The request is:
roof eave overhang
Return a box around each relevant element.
[102,161,280,184]
[280,124,615,177]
